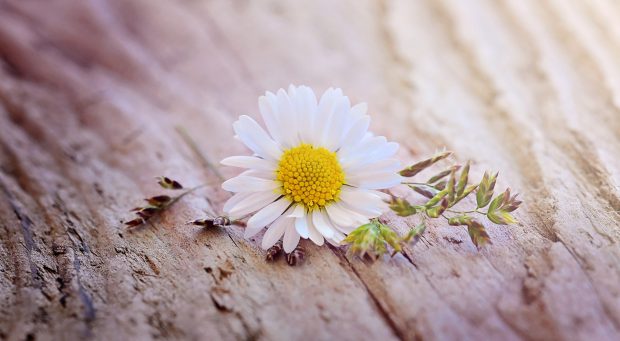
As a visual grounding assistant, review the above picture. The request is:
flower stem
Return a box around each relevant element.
[446,208,487,215]
[402,182,432,186]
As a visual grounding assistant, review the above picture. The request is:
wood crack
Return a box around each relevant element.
[334,248,407,341]
[0,178,40,288]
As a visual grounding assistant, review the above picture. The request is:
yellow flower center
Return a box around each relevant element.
[276,144,345,210]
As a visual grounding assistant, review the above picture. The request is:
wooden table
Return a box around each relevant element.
[0,0,619,339]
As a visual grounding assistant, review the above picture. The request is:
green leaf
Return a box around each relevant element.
[448,215,472,226]
[476,172,497,208]
[455,184,478,203]
[426,198,448,218]
[410,185,436,199]
[378,223,402,253]
[389,197,418,217]
[402,223,426,247]
[487,211,517,225]
[400,150,452,177]
[486,188,520,225]
[456,161,470,197]
[446,216,491,247]
[467,220,491,247]
[487,191,504,214]
[424,189,448,208]
[343,223,384,260]
[434,180,448,191]
[434,180,447,190]
[447,167,457,205]
[427,165,460,184]
[344,221,408,260]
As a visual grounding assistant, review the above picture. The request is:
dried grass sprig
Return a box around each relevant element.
[124,177,207,228]
[344,150,522,259]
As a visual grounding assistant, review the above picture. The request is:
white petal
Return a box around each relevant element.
[321,204,357,235]
[313,88,338,145]
[299,87,318,143]
[228,191,281,219]
[221,156,276,171]
[245,198,291,238]
[222,176,279,192]
[372,190,392,201]
[261,213,290,249]
[283,224,301,253]
[329,230,346,244]
[259,93,283,143]
[324,96,351,150]
[337,116,370,155]
[339,135,385,162]
[306,213,324,246]
[240,169,275,180]
[347,172,403,190]
[344,141,399,169]
[340,187,385,205]
[289,204,305,218]
[330,220,357,234]
[234,115,282,160]
[312,210,335,239]
[324,213,346,241]
[275,89,299,148]
[289,85,308,127]
[223,192,251,213]
[295,215,310,238]
[345,158,400,175]
[325,203,355,227]
[323,213,347,244]
[339,187,387,216]
[367,141,400,162]
[349,103,367,122]
[328,202,369,226]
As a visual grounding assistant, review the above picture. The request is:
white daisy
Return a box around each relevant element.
[221,85,402,252]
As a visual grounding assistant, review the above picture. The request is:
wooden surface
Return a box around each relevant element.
[1,0,619,340]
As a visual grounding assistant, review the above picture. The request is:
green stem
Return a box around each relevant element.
[446,208,487,215]
[402,182,432,186]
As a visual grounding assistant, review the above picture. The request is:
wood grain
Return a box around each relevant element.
[0,0,619,340]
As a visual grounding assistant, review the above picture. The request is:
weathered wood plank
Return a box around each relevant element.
[0,0,619,340]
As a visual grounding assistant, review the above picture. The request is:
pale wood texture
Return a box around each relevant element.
[1,0,620,340]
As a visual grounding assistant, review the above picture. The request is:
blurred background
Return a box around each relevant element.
[0,0,619,340]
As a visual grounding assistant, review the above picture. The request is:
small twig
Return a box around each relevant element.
[165,183,210,207]
[125,179,213,228]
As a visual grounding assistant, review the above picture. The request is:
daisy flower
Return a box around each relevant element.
[221,85,402,253]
